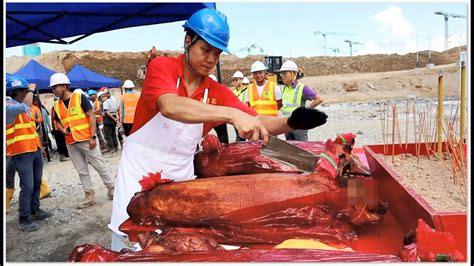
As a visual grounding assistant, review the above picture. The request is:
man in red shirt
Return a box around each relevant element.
[109,8,327,251]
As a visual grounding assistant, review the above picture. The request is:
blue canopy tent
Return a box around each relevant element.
[6,3,215,48]
[67,64,121,89]
[6,72,14,80]
[13,59,56,93]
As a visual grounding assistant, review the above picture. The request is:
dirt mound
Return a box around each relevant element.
[6,46,464,88]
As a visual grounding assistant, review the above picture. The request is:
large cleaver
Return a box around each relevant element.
[261,135,319,172]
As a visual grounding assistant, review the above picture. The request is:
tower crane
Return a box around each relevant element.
[314,43,340,56]
[434,11,466,51]
[314,30,353,55]
[344,39,364,56]
[233,43,264,57]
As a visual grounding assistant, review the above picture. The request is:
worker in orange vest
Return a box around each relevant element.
[50,73,115,209]
[245,61,282,116]
[29,96,43,126]
[118,80,140,136]
[6,75,53,232]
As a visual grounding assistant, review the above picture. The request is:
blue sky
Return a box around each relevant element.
[5,2,469,58]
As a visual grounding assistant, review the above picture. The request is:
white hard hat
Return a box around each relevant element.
[209,74,218,81]
[49,73,71,87]
[250,61,266,73]
[242,77,250,84]
[97,91,106,98]
[232,71,244,79]
[123,79,135,89]
[279,60,298,72]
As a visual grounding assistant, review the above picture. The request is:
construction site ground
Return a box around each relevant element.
[4,49,468,262]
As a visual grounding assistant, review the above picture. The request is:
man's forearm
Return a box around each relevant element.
[105,110,115,120]
[309,97,323,109]
[158,94,237,124]
[87,112,96,136]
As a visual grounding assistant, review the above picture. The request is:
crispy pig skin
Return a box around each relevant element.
[127,172,338,226]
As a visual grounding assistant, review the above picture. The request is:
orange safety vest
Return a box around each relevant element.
[121,92,140,124]
[248,80,279,116]
[94,99,103,123]
[54,92,91,144]
[30,105,43,124]
[6,105,42,156]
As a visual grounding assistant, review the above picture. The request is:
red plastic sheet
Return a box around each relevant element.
[399,219,464,262]
[68,244,401,262]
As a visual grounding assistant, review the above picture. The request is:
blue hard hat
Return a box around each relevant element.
[6,75,29,92]
[87,89,97,96]
[183,8,230,53]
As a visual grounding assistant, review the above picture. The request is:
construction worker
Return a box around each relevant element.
[279,60,324,141]
[29,96,46,156]
[50,73,115,209]
[30,96,43,127]
[100,90,121,156]
[231,71,247,102]
[31,95,53,162]
[88,89,107,150]
[51,96,70,162]
[108,7,328,251]
[245,61,282,116]
[107,89,125,148]
[231,71,247,141]
[6,75,53,232]
[118,80,140,137]
[242,77,250,90]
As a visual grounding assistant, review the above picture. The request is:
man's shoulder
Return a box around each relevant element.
[149,55,181,69]
[6,99,16,105]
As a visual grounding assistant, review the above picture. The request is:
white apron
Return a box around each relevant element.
[109,81,205,235]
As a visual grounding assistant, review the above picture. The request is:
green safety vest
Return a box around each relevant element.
[232,87,247,103]
[281,82,305,116]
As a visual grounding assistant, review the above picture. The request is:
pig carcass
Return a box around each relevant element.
[121,171,387,245]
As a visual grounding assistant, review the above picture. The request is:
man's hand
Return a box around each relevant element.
[89,138,97,150]
[231,110,269,145]
[63,127,71,135]
[28,83,37,91]
[287,107,328,130]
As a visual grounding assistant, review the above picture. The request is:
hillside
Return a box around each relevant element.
[5,46,465,89]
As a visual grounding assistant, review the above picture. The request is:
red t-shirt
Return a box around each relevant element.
[131,54,257,135]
